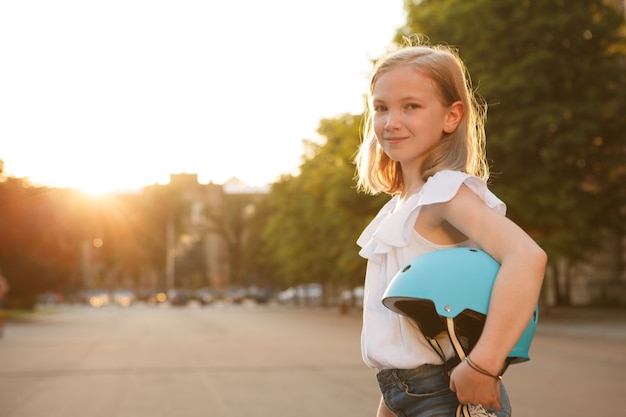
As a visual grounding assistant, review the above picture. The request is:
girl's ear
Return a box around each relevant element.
[443,101,464,133]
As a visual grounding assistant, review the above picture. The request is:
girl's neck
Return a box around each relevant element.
[399,163,425,201]
[399,179,425,202]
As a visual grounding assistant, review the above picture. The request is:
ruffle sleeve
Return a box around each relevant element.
[356,197,399,263]
[357,170,506,263]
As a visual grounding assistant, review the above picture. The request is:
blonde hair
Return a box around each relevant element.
[355,37,489,195]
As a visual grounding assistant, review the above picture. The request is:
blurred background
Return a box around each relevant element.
[0,0,625,313]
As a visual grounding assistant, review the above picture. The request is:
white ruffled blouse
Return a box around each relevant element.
[357,170,506,370]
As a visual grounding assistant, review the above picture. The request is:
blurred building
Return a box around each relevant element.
[166,173,268,292]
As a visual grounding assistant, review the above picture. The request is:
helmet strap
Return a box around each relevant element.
[428,338,447,361]
[427,317,512,377]
[446,317,468,361]
[446,316,512,377]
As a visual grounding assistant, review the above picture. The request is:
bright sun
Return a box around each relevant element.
[23,165,169,196]
[78,181,124,196]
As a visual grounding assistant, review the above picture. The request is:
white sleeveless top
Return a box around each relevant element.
[357,170,506,370]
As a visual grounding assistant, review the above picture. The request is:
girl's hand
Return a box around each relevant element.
[449,359,501,410]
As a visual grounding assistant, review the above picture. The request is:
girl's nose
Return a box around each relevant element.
[385,111,400,131]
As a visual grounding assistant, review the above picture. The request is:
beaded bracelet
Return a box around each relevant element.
[465,357,503,381]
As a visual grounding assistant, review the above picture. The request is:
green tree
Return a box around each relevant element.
[257,114,387,301]
[401,0,626,304]
[203,190,265,287]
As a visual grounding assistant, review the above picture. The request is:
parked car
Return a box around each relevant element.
[167,289,192,306]
[195,287,219,305]
[112,290,136,307]
[278,283,323,306]
[277,287,297,304]
[222,287,249,304]
[37,292,64,305]
[246,286,271,304]
[83,290,111,308]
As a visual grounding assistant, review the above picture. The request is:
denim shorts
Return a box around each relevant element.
[376,360,511,417]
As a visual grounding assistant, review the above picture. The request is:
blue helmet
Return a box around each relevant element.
[382,247,538,364]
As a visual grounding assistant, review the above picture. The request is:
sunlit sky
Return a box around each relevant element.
[0,0,405,194]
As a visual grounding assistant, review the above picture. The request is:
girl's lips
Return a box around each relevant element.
[385,137,407,144]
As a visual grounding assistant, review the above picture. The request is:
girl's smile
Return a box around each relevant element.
[383,135,410,144]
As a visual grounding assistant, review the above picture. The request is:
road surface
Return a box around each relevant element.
[0,303,624,416]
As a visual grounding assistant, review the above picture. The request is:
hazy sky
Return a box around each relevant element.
[0,0,405,194]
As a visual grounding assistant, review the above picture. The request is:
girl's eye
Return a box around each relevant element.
[373,105,387,112]
[406,103,420,110]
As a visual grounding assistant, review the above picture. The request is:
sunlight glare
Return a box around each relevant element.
[0,0,406,191]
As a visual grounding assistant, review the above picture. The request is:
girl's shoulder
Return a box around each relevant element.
[420,170,505,214]
[356,171,505,261]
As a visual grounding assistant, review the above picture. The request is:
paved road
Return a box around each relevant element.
[0,303,625,417]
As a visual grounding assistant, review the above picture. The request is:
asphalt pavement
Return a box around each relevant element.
[0,302,625,417]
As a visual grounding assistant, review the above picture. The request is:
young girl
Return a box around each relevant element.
[355,39,547,417]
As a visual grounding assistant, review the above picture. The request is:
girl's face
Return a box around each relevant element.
[371,65,461,173]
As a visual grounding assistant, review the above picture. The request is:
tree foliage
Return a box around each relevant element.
[0,180,83,307]
[254,114,387,295]
[400,0,626,261]
[0,178,187,308]
[203,190,265,287]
